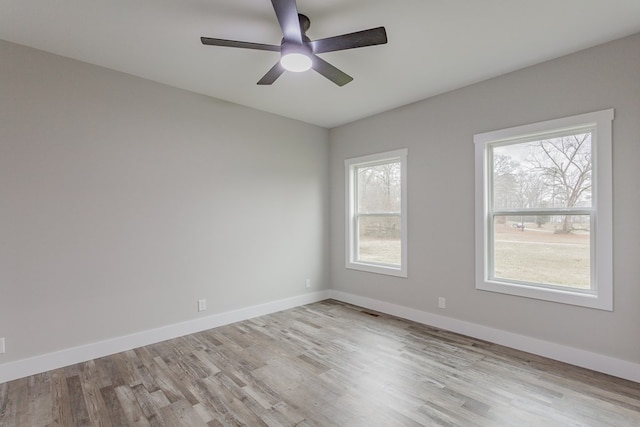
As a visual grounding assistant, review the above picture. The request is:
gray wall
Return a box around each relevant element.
[0,40,329,363]
[2,32,639,370]
[330,33,640,364]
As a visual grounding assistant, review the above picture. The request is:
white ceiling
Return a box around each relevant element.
[2,0,640,128]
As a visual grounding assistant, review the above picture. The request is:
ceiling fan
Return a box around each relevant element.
[200,0,387,86]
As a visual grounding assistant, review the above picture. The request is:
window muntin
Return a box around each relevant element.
[346,149,407,277]
[474,110,613,310]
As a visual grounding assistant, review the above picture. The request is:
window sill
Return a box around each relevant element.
[476,279,612,311]
[346,262,407,278]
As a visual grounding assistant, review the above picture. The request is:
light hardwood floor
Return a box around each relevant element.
[1,299,639,426]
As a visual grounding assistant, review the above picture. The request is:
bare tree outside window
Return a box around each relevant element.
[490,131,594,289]
[346,149,407,277]
[475,109,613,310]
[493,132,592,233]
[530,133,592,233]
[356,162,401,265]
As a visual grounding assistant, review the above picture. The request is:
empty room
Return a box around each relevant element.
[1,1,640,425]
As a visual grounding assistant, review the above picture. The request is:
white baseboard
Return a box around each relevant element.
[3,289,638,385]
[328,290,640,383]
[0,291,330,384]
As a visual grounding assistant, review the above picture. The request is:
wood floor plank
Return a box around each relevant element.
[66,375,91,426]
[99,386,130,426]
[114,385,150,427]
[0,382,8,421]
[0,378,26,427]
[144,356,188,405]
[79,360,115,427]
[129,384,158,422]
[2,299,640,426]
[156,399,208,427]
[24,373,52,426]
[51,370,74,427]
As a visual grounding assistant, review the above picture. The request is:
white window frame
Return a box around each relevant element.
[345,149,408,278]
[474,110,613,310]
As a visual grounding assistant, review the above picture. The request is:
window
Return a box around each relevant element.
[474,110,613,310]
[345,149,407,277]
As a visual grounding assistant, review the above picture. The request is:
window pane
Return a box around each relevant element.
[492,215,591,289]
[492,132,592,210]
[357,215,401,265]
[357,162,401,213]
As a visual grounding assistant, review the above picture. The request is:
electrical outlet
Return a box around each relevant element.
[0,337,5,354]
[198,299,207,312]
[305,279,311,289]
[438,297,446,309]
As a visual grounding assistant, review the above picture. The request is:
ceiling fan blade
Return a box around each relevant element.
[310,27,388,54]
[201,37,280,52]
[311,55,353,87]
[257,62,286,85]
[271,0,303,43]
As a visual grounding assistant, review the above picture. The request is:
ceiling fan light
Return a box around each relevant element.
[280,52,312,72]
